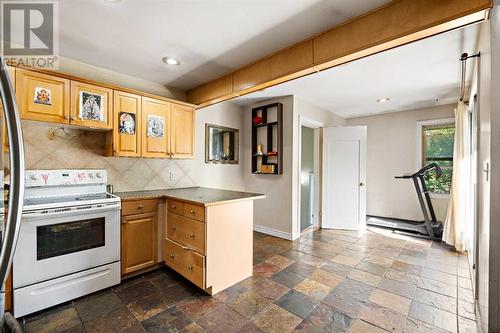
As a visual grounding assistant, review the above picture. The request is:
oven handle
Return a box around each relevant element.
[0,59,25,288]
[22,203,121,219]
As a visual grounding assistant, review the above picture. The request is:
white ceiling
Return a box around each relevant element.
[234,24,481,119]
[57,0,390,90]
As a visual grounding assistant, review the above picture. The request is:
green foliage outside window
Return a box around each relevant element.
[423,125,455,194]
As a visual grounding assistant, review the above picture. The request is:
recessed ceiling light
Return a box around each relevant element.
[162,57,180,65]
[377,97,390,103]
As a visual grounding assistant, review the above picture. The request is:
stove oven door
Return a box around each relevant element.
[13,205,120,288]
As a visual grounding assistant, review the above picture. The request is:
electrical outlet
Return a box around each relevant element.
[169,172,175,181]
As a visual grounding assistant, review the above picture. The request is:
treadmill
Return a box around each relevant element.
[366,163,444,240]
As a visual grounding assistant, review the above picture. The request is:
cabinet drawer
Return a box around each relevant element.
[165,239,205,288]
[167,200,185,215]
[122,199,158,216]
[167,213,205,254]
[184,203,205,222]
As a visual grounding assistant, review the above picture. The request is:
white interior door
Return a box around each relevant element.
[322,126,367,230]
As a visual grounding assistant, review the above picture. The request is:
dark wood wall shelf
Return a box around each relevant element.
[251,103,283,175]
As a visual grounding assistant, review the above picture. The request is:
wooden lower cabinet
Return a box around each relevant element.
[121,211,158,275]
[164,199,254,295]
[167,212,205,255]
[164,200,206,289]
[122,198,158,216]
[165,239,205,288]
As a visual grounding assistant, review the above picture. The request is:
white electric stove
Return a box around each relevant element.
[13,170,121,317]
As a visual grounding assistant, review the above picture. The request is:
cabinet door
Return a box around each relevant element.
[113,90,141,157]
[2,66,15,152]
[15,68,70,124]
[121,212,158,275]
[70,81,113,129]
[171,104,194,158]
[141,97,171,158]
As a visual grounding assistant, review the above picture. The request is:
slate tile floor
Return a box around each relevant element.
[22,228,476,333]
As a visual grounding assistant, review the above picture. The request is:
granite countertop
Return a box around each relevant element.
[115,187,265,206]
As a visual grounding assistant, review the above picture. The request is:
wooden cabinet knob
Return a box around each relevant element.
[189,233,195,238]
[170,254,175,259]
[138,204,144,209]
[188,265,193,270]
[190,210,195,214]
[171,226,176,230]
[171,205,176,209]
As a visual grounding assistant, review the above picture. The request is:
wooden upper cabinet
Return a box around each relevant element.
[70,81,113,129]
[141,97,171,158]
[171,104,194,158]
[15,68,70,124]
[113,90,141,157]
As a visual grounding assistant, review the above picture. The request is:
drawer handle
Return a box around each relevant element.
[171,226,176,230]
[138,205,144,209]
[171,205,176,209]
[189,233,195,238]
[170,254,175,259]
[190,210,195,214]
[188,265,193,270]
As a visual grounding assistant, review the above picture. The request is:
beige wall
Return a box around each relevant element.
[243,96,345,239]
[346,104,455,222]
[23,101,245,193]
[186,101,245,191]
[243,96,295,239]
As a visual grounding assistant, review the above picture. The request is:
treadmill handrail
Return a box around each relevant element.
[395,163,442,179]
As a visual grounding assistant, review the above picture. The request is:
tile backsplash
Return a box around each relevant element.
[22,121,196,192]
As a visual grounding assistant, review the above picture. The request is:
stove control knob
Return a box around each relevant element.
[29,175,38,181]
[96,173,102,178]
[88,173,94,178]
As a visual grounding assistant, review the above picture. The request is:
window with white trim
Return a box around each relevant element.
[420,120,455,194]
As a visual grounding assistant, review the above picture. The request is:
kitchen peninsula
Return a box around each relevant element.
[116,187,265,295]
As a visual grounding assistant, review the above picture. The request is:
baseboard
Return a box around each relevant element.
[253,225,293,240]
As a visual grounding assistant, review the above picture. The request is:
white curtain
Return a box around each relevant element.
[443,101,470,252]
